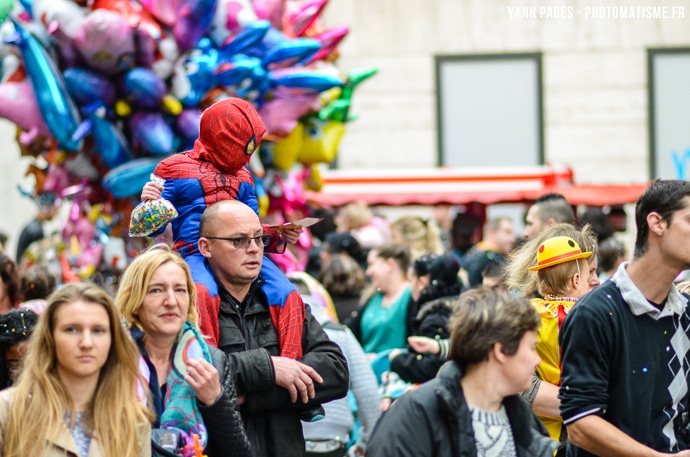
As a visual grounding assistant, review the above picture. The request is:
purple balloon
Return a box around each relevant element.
[130,112,175,155]
[174,109,201,143]
[174,0,219,52]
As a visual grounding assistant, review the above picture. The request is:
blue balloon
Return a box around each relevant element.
[214,56,258,87]
[122,68,166,109]
[269,71,343,93]
[82,105,132,169]
[246,27,285,60]
[64,68,118,107]
[261,38,321,70]
[179,40,219,107]
[18,0,32,17]
[9,18,83,151]
[220,20,270,56]
[103,156,167,199]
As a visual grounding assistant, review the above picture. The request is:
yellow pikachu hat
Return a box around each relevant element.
[528,236,592,271]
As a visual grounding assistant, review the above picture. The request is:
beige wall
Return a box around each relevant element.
[0,119,34,258]
[2,1,688,253]
[322,0,690,183]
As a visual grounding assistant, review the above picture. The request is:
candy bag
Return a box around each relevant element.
[129,175,178,237]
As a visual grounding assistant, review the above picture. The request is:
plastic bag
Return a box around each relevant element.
[128,174,178,237]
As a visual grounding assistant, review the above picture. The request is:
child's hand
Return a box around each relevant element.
[279,227,303,245]
[141,181,164,200]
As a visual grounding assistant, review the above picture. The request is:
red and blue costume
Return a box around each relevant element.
[151,98,304,358]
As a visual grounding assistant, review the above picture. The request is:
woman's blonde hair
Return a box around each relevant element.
[4,282,153,457]
[116,244,199,329]
[339,201,374,230]
[390,215,444,261]
[504,223,599,298]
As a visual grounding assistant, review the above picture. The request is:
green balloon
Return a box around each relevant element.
[0,0,14,22]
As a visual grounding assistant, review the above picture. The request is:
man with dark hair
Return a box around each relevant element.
[523,193,576,240]
[559,180,690,456]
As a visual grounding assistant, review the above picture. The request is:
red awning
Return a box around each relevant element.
[304,166,649,207]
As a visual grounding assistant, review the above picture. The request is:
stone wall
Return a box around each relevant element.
[322,0,690,183]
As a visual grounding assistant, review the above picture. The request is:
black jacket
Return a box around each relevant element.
[133,326,250,457]
[390,297,454,383]
[367,361,558,457]
[217,277,349,457]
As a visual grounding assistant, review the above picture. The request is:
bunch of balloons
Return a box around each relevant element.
[3,0,375,281]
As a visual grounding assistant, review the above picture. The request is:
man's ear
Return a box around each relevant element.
[418,275,430,289]
[492,342,507,363]
[544,218,557,228]
[385,258,397,270]
[198,238,212,258]
[647,212,667,237]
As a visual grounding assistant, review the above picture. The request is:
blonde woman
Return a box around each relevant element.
[390,215,444,262]
[0,282,152,457]
[116,244,249,457]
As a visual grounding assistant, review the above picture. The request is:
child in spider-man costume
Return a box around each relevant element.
[139,98,305,359]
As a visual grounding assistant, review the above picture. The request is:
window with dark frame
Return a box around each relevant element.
[435,53,544,168]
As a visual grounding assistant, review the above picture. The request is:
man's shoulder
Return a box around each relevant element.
[576,280,624,309]
[565,281,628,327]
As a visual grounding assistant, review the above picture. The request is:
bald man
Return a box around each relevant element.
[197,200,349,457]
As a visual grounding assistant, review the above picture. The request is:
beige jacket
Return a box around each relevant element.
[0,387,151,457]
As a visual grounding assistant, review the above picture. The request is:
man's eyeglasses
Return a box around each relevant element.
[204,234,272,249]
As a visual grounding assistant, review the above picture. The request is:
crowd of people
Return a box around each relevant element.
[0,98,689,457]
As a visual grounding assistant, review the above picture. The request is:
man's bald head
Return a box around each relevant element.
[200,200,258,237]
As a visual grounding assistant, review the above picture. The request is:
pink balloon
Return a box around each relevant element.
[137,0,179,26]
[284,0,327,37]
[76,243,104,269]
[75,9,135,75]
[92,0,164,68]
[258,88,318,136]
[252,0,284,29]
[42,165,71,194]
[306,26,349,63]
[0,80,51,144]
[73,217,98,249]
